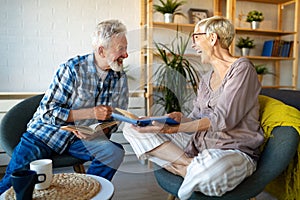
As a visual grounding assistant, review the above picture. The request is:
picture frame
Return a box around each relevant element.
[188,8,209,24]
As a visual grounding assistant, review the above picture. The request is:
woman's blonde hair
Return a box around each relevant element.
[195,16,235,49]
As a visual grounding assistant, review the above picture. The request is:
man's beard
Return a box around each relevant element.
[109,58,123,72]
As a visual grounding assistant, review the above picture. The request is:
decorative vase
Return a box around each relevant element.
[241,48,250,56]
[164,13,173,23]
[251,21,260,29]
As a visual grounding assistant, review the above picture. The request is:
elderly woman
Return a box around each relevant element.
[123,16,264,199]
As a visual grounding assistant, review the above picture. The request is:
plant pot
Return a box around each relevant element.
[250,21,260,29]
[257,74,263,83]
[241,48,250,56]
[164,13,173,23]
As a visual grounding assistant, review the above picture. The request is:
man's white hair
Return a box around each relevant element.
[91,19,127,49]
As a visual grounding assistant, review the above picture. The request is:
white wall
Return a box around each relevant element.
[0,0,141,92]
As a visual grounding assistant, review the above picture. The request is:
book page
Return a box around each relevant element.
[61,121,118,135]
[115,108,139,120]
[61,125,94,135]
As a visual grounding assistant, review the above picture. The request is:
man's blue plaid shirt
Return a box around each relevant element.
[27,53,129,154]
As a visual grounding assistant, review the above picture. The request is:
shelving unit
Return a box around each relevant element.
[214,0,299,89]
[141,0,299,114]
[141,1,197,115]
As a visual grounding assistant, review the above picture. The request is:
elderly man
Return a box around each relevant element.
[0,19,129,194]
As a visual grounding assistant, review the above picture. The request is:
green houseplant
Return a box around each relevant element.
[254,64,274,82]
[236,36,255,56]
[255,64,269,75]
[153,0,186,23]
[236,37,255,49]
[246,10,264,22]
[246,10,264,29]
[153,32,199,114]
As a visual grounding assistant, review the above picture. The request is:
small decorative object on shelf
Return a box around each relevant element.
[153,0,186,23]
[246,10,264,29]
[188,8,209,24]
[236,37,255,56]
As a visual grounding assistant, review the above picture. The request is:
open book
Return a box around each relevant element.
[112,108,179,127]
[61,121,118,135]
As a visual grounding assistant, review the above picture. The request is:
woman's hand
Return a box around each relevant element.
[131,112,184,134]
[167,112,183,123]
[132,121,179,134]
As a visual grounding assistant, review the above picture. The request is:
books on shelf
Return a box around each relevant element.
[261,40,293,57]
[261,40,274,56]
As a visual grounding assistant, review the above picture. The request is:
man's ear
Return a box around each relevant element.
[98,46,105,57]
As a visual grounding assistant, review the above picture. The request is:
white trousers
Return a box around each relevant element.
[122,123,256,199]
[123,123,192,164]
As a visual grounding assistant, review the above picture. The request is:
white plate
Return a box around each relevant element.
[0,174,114,200]
[88,174,114,200]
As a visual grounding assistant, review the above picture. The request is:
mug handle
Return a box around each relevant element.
[36,174,46,184]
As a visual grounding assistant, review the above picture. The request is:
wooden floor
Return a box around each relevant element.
[111,156,169,200]
[111,156,277,200]
[0,155,277,200]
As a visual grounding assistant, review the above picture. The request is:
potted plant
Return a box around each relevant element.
[153,0,186,23]
[153,32,199,114]
[246,10,264,29]
[254,64,274,82]
[236,36,255,56]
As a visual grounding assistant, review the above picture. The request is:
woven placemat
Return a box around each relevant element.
[5,173,101,200]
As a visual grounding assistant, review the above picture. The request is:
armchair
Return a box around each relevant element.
[0,94,85,173]
[154,89,300,200]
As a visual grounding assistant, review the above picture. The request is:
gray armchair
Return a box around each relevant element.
[0,94,85,173]
[154,89,300,200]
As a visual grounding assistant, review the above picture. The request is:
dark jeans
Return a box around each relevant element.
[0,132,124,194]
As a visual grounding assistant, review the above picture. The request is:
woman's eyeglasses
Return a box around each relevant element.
[192,33,206,43]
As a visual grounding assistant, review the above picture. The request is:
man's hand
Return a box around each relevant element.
[93,105,112,120]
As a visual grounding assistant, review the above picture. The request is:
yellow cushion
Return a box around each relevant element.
[258,95,300,200]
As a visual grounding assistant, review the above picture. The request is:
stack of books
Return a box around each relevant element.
[261,40,294,57]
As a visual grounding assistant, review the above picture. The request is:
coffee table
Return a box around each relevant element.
[0,174,114,200]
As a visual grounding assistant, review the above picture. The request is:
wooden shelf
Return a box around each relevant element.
[235,28,296,37]
[235,56,295,61]
[237,0,293,4]
[153,22,194,32]
[262,85,295,89]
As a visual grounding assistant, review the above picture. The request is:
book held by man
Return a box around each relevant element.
[61,121,118,135]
